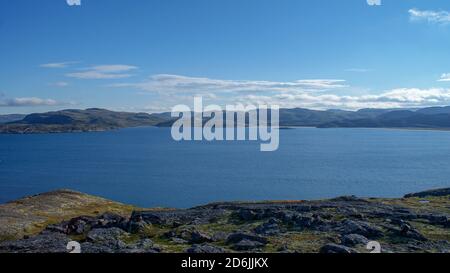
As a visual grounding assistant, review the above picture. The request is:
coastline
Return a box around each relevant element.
[283,126,450,132]
[3,125,450,135]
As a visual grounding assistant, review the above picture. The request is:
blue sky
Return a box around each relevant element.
[1,0,450,114]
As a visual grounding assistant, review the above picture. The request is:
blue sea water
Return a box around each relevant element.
[0,127,449,208]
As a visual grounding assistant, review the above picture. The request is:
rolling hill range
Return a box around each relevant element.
[319,108,450,129]
[1,106,450,133]
[0,108,167,133]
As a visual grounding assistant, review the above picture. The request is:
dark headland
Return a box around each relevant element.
[0,188,448,253]
[4,106,450,134]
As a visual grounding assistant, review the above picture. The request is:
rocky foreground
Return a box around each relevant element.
[0,189,449,253]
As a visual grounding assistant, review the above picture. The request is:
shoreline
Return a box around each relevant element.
[283,126,450,132]
[3,124,450,135]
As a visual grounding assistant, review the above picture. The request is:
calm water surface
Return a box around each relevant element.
[0,127,449,208]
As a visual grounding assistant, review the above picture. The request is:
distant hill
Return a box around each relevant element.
[319,108,450,129]
[416,106,450,115]
[156,106,450,130]
[2,106,450,134]
[278,108,382,127]
[0,108,167,134]
[0,114,26,124]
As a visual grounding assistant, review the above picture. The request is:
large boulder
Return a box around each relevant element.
[254,218,281,235]
[189,230,213,244]
[46,213,128,235]
[320,243,359,254]
[341,234,369,247]
[165,226,212,244]
[226,233,268,245]
[0,232,70,253]
[87,227,126,242]
[339,220,383,238]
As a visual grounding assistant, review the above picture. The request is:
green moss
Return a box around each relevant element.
[264,231,333,253]
[119,233,141,245]
[139,224,170,238]
[411,221,450,241]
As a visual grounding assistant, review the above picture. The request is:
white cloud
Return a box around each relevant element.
[409,8,450,25]
[112,74,347,94]
[66,65,138,79]
[111,74,450,111]
[438,73,450,82]
[66,0,81,6]
[367,0,381,6]
[0,97,61,107]
[40,61,79,68]
[236,88,450,110]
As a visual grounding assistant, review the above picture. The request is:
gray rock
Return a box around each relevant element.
[45,216,94,235]
[127,220,147,233]
[341,234,369,246]
[232,239,265,251]
[237,208,264,221]
[291,213,330,231]
[211,231,228,242]
[0,232,70,253]
[91,213,128,230]
[86,227,127,243]
[399,222,427,241]
[190,230,213,244]
[45,213,128,235]
[80,242,115,253]
[124,239,161,253]
[320,243,359,254]
[83,228,158,253]
[131,209,226,226]
[176,227,212,244]
[275,210,297,223]
[128,238,154,249]
[226,233,268,245]
[339,219,383,238]
[165,226,213,244]
[293,215,314,228]
[254,218,281,235]
[186,244,225,253]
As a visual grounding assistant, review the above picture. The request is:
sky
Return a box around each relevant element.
[1,0,450,114]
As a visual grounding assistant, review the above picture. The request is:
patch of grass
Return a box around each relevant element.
[264,231,333,253]
[0,234,17,242]
[119,233,141,245]
[373,196,450,214]
[139,224,171,238]
[411,221,450,241]
[150,236,191,253]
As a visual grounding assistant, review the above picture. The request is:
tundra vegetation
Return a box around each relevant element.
[0,188,448,253]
